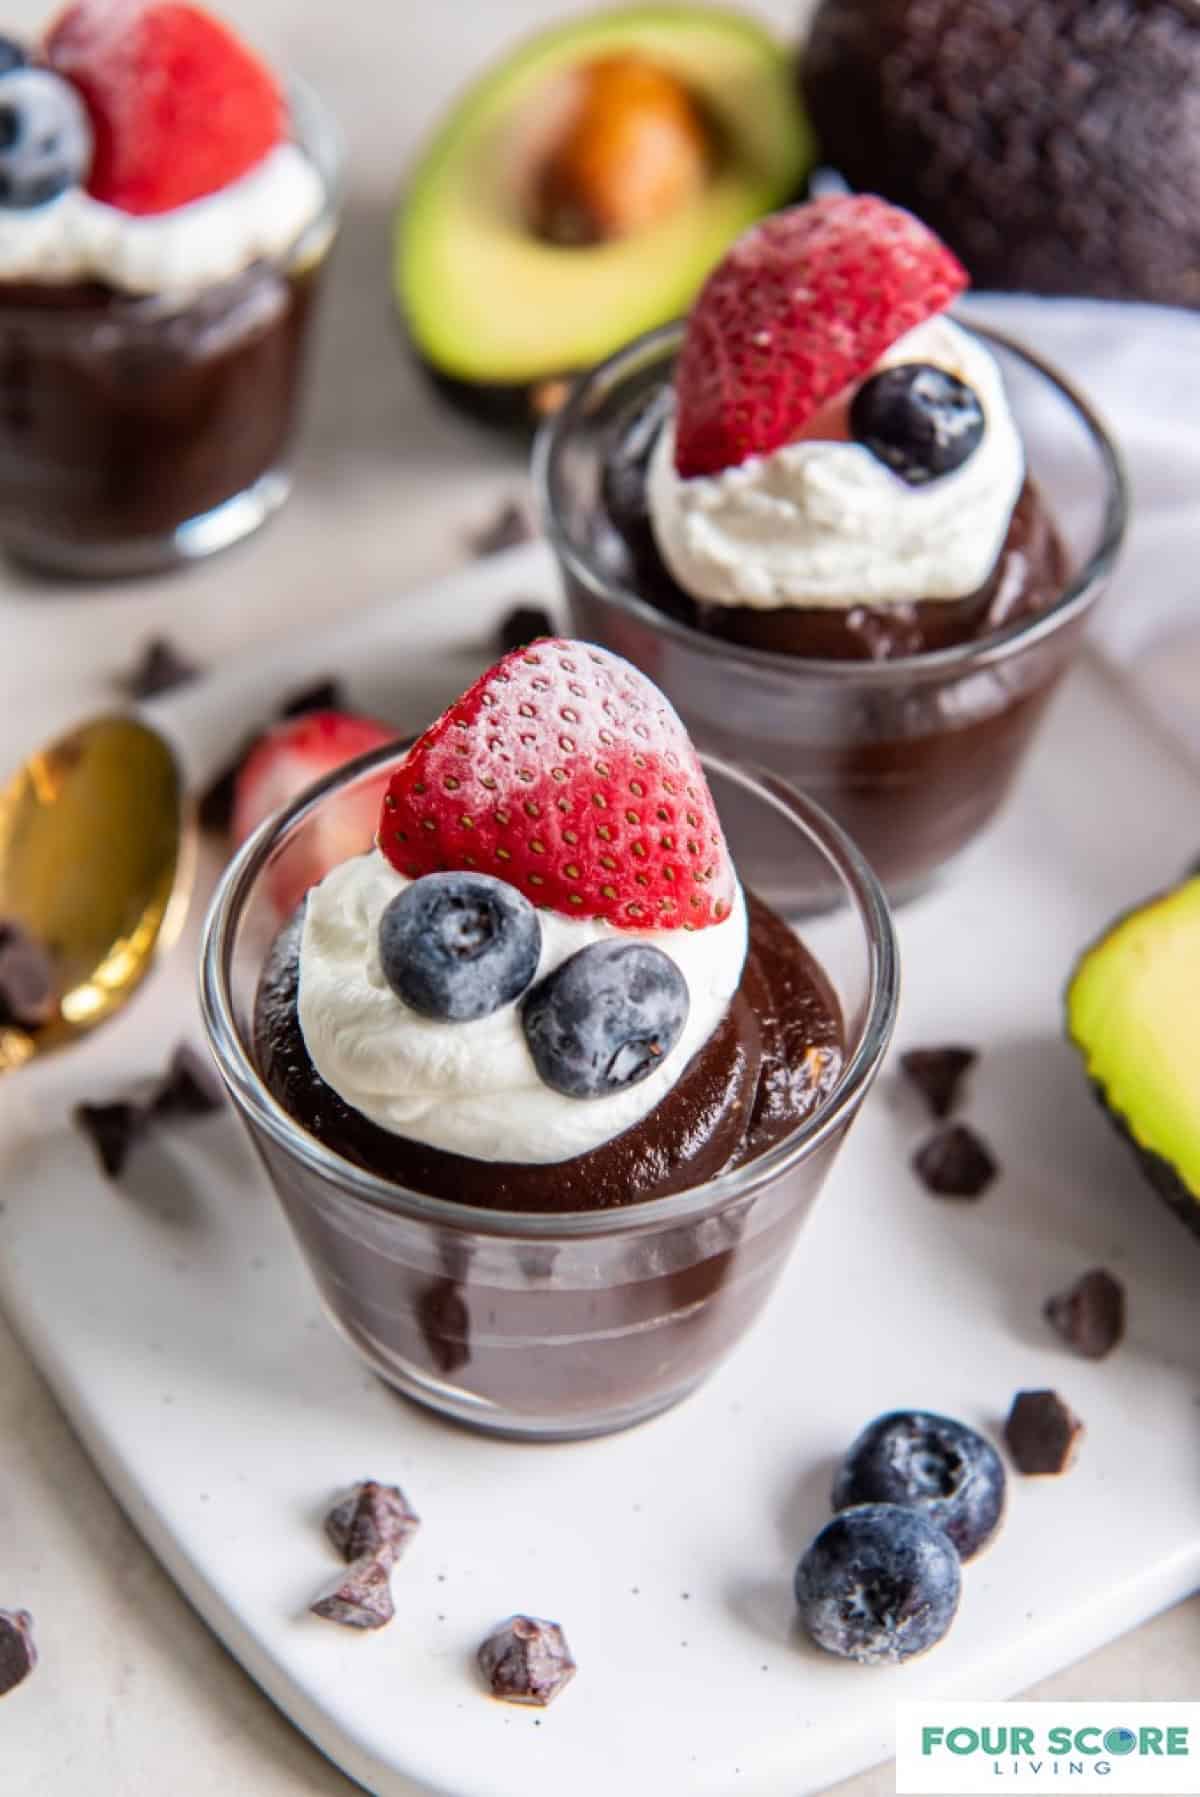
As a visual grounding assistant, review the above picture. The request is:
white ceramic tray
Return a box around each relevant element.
[1,545,1198,1797]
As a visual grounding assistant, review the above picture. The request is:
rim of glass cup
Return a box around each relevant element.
[284,76,343,273]
[199,742,900,1242]
[533,319,1129,687]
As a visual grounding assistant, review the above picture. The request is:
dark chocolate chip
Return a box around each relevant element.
[0,919,56,1030]
[0,1609,36,1697]
[1044,1269,1125,1360]
[912,1124,997,1199]
[477,1615,576,1707]
[74,1102,143,1179]
[467,500,535,559]
[309,1557,395,1631]
[279,678,347,720]
[197,758,241,836]
[899,1046,977,1120]
[496,604,555,656]
[1004,1390,1085,1476]
[150,1043,223,1119]
[120,636,202,701]
[77,1043,221,1178]
[324,1481,420,1568]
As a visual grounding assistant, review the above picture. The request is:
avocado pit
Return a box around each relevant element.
[533,54,714,248]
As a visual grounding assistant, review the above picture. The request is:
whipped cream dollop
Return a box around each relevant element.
[648,316,1025,609]
[297,849,749,1166]
[0,142,327,293]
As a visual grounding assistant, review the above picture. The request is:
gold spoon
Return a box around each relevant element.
[0,635,386,1074]
[0,715,192,1072]
[0,614,445,1074]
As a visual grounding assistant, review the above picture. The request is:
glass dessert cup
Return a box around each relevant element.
[536,321,1128,906]
[200,744,898,1442]
[0,81,340,578]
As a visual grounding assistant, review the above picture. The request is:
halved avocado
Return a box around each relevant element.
[1067,877,1200,1239]
[396,5,812,421]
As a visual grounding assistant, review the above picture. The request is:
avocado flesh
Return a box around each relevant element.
[1067,878,1200,1233]
[398,6,812,386]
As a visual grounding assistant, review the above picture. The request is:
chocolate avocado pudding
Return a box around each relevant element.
[543,195,1109,903]
[0,1,333,574]
[0,265,321,560]
[222,638,871,1435]
[254,889,843,1215]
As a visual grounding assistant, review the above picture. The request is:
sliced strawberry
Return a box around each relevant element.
[45,0,286,214]
[378,640,735,931]
[232,710,397,917]
[673,196,969,478]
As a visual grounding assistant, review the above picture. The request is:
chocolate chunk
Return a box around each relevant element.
[0,1610,36,1697]
[1045,1269,1126,1360]
[0,919,56,1030]
[309,1557,395,1631]
[912,1124,997,1198]
[197,758,240,836]
[120,636,201,700]
[74,1101,143,1179]
[77,1043,222,1178]
[150,1043,223,1119]
[279,678,347,720]
[496,604,555,655]
[467,499,534,558]
[478,1615,576,1707]
[1004,1390,1085,1476]
[899,1046,977,1120]
[324,1480,420,1568]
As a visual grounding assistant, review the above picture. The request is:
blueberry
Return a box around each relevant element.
[832,1410,1006,1562]
[794,1504,961,1666]
[379,873,541,1022]
[850,363,985,486]
[0,69,91,209]
[0,37,28,77]
[522,940,689,1099]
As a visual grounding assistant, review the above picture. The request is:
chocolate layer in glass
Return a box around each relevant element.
[538,322,1123,904]
[599,387,1068,661]
[250,891,846,1417]
[253,891,845,1216]
[0,259,322,569]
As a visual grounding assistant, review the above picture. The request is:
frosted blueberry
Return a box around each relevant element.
[522,940,689,1099]
[379,872,541,1022]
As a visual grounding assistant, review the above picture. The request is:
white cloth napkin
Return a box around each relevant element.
[961,292,1200,765]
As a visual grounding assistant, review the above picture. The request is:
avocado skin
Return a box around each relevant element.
[1086,1081,1200,1243]
[801,0,1200,307]
[424,364,550,439]
[1067,878,1200,1242]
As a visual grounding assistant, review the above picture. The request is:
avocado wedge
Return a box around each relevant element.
[1067,877,1200,1238]
[397,5,812,424]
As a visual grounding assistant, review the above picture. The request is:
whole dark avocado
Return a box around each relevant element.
[1066,877,1200,1238]
[800,0,1200,307]
[397,5,813,433]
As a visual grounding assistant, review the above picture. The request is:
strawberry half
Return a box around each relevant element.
[45,0,286,215]
[673,196,969,478]
[232,710,397,918]
[378,640,735,931]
